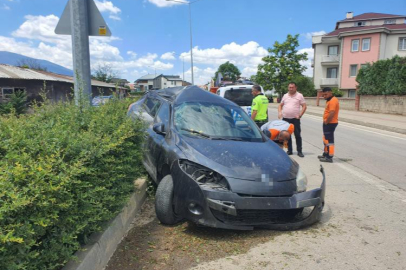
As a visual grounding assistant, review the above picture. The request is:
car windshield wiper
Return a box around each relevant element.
[181,128,211,138]
[211,137,244,141]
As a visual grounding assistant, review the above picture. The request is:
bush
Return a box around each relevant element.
[332,88,344,97]
[0,97,145,270]
[0,90,28,115]
[357,56,406,95]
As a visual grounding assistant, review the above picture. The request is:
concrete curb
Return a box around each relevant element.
[305,111,406,135]
[62,178,148,270]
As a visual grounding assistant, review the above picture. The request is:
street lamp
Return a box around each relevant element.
[171,52,186,83]
[166,0,202,85]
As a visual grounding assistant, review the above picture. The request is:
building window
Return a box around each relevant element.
[327,67,338,78]
[362,38,371,51]
[354,21,366,27]
[399,37,406,51]
[384,19,396,24]
[351,39,359,52]
[349,89,356,98]
[328,45,339,56]
[350,65,358,77]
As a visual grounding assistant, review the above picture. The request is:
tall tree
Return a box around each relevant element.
[255,34,308,96]
[214,61,241,82]
[92,63,117,83]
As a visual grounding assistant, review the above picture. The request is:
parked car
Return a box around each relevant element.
[127,86,325,230]
[92,95,113,106]
[216,84,264,117]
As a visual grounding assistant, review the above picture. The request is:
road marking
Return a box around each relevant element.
[336,161,406,204]
[304,114,406,141]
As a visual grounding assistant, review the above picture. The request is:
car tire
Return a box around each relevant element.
[155,175,180,225]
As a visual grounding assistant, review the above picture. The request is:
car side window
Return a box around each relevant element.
[143,97,162,117]
[155,102,170,127]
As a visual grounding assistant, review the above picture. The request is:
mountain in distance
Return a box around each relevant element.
[0,51,73,76]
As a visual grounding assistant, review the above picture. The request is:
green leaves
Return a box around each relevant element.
[0,98,145,270]
[357,56,406,95]
[255,34,308,95]
[214,61,241,83]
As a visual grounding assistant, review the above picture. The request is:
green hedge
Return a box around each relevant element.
[0,98,145,270]
[357,56,406,95]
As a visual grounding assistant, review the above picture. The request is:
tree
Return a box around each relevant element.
[214,61,241,82]
[16,58,48,71]
[92,63,118,83]
[281,75,316,97]
[255,34,308,97]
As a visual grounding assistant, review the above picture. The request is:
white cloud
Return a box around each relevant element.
[298,47,314,77]
[109,15,121,21]
[94,0,121,14]
[1,14,173,82]
[161,52,175,60]
[147,0,185,7]
[302,30,326,40]
[2,4,10,10]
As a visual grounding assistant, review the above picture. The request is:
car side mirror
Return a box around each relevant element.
[153,123,166,135]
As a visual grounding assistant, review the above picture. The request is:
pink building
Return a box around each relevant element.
[312,12,406,97]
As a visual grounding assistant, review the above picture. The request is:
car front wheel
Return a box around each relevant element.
[155,175,180,225]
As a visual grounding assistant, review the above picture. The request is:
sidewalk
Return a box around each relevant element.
[269,103,406,134]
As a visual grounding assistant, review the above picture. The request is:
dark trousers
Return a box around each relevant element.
[323,123,338,158]
[283,118,302,152]
[255,120,267,129]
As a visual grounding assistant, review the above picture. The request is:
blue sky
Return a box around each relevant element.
[0,0,405,84]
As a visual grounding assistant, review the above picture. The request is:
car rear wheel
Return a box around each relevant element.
[155,175,180,225]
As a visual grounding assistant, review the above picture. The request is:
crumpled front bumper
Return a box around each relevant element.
[172,161,326,231]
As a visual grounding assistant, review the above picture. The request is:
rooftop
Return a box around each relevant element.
[0,64,118,88]
[338,12,405,22]
[326,23,406,37]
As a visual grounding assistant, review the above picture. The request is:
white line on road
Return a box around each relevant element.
[304,114,406,141]
[336,161,406,204]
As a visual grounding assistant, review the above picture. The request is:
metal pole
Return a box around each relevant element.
[188,3,194,85]
[70,0,92,105]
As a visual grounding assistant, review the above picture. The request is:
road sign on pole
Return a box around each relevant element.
[55,0,112,105]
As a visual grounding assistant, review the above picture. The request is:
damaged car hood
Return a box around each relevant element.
[176,135,298,182]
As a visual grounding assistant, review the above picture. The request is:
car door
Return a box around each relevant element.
[142,96,162,180]
[148,101,170,180]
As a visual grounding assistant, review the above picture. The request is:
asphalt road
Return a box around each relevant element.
[267,107,406,191]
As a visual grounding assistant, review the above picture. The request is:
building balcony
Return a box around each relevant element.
[321,55,340,65]
[320,78,338,86]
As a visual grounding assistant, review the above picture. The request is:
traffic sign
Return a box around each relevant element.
[55,0,112,36]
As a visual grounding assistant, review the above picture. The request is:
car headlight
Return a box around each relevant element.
[179,160,230,191]
[296,168,308,192]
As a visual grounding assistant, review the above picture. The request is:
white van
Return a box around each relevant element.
[216,84,265,117]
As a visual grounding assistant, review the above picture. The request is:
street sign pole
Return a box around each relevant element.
[70,0,92,105]
[55,0,112,106]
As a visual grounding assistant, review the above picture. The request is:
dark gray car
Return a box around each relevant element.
[127,86,325,230]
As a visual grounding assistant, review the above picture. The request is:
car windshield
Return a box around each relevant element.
[224,89,253,106]
[174,102,263,142]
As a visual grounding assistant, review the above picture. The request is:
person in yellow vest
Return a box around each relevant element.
[261,120,295,148]
[251,85,269,128]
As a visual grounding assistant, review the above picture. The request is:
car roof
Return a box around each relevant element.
[151,86,236,106]
[218,84,255,91]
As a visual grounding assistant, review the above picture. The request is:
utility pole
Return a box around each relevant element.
[70,0,91,105]
[55,0,111,105]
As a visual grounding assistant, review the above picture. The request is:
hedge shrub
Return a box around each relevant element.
[357,56,406,95]
[0,97,145,270]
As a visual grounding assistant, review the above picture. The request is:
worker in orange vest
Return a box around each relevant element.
[261,120,295,148]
